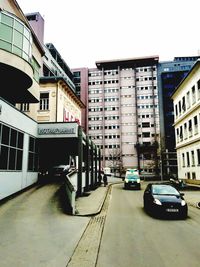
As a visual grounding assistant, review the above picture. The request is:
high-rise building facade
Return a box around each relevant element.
[158,56,199,178]
[171,59,200,181]
[85,56,160,176]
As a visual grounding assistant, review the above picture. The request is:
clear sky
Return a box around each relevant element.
[17,0,200,69]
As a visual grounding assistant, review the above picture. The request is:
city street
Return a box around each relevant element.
[96,182,200,267]
[0,179,200,267]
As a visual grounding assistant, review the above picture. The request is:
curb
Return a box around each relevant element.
[75,184,112,217]
[188,202,200,209]
[75,182,123,217]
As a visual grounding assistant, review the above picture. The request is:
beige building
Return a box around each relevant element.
[15,12,84,125]
[87,56,160,176]
[171,60,200,182]
[37,77,84,123]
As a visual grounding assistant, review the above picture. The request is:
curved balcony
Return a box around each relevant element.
[0,11,36,103]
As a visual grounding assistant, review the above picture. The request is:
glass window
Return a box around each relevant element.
[197,149,200,165]
[13,45,22,57]
[28,137,38,171]
[18,132,24,149]
[10,128,17,147]
[0,23,13,42]
[24,27,29,39]
[0,124,24,171]
[2,125,10,145]
[0,145,8,169]
[23,37,30,55]
[186,152,190,166]
[2,13,14,26]
[0,39,12,51]
[191,151,195,166]
[0,11,32,62]
[182,153,185,167]
[32,57,40,83]
[15,20,23,33]
[16,150,23,170]
[13,29,23,47]
[9,148,16,170]
[40,93,49,110]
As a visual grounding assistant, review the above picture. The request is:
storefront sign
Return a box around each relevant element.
[38,123,78,138]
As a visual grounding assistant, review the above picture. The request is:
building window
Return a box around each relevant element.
[179,126,183,141]
[184,122,187,139]
[0,123,24,170]
[188,119,192,137]
[186,152,190,167]
[197,79,200,99]
[0,11,32,62]
[20,103,30,112]
[39,92,49,110]
[178,101,181,115]
[32,57,40,83]
[182,96,186,112]
[191,151,195,166]
[192,85,196,104]
[192,172,196,179]
[142,122,150,128]
[175,104,178,117]
[197,149,200,165]
[28,136,38,171]
[186,91,191,109]
[176,128,179,143]
[194,116,198,134]
[182,153,185,167]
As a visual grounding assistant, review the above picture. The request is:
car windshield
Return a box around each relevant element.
[152,185,179,195]
[126,174,138,179]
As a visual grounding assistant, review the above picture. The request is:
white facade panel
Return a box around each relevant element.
[0,99,38,200]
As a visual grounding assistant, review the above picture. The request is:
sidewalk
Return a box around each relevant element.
[74,179,200,216]
[181,182,200,208]
[75,177,122,216]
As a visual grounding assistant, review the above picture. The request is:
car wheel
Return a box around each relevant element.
[180,210,188,220]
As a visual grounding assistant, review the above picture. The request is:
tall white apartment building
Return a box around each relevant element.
[87,56,160,176]
[171,60,200,181]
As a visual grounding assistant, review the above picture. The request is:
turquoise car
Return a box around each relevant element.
[124,169,141,190]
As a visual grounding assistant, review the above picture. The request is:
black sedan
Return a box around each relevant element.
[143,183,188,219]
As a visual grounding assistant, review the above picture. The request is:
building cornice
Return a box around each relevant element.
[40,76,85,109]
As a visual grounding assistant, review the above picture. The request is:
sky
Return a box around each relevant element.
[17,0,200,69]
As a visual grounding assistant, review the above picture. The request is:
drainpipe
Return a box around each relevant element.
[77,126,83,196]
[55,78,58,122]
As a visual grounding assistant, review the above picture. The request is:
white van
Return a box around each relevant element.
[103,167,111,176]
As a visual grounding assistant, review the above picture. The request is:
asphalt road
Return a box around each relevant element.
[0,182,89,267]
[96,182,200,267]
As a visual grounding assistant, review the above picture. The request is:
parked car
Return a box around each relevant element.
[143,183,188,219]
[50,164,71,179]
[39,164,75,183]
[124,169,141,190]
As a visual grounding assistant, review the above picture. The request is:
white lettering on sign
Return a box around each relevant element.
[38,127,75,135]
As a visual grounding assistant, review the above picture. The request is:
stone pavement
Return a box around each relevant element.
[75,178,200,216]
